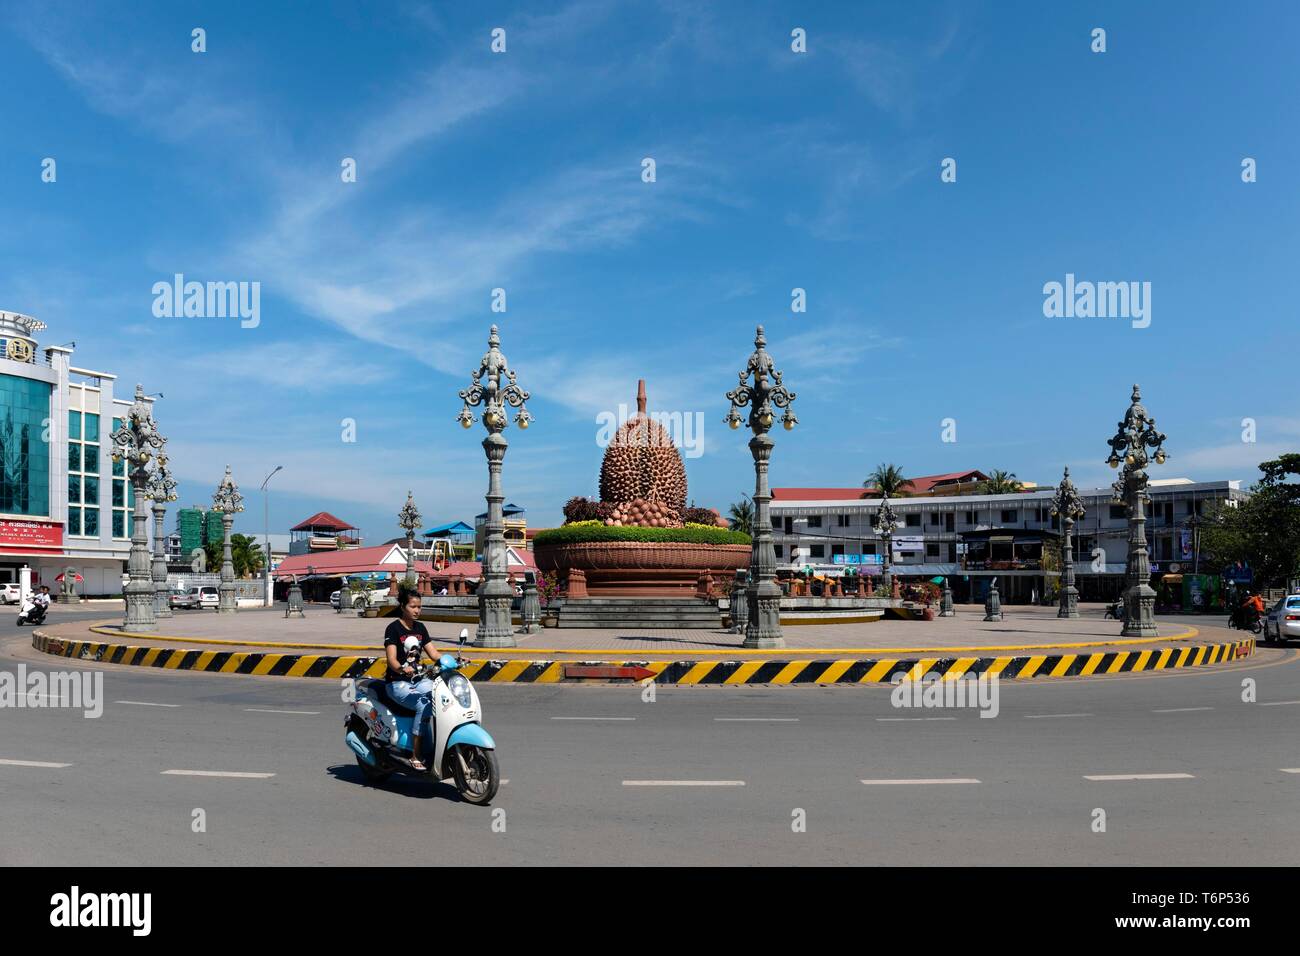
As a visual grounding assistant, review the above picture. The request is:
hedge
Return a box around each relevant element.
[533,524,751,547]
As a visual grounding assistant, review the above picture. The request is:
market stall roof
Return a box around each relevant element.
[272,543,433,580]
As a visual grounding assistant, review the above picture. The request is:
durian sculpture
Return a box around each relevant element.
[598,380,688,526]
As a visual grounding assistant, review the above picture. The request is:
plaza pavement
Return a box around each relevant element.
[38,601,1237,658]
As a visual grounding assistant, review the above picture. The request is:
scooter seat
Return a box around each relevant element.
[372,681,418,717]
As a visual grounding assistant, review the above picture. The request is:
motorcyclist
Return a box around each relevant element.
[382,586,439,772]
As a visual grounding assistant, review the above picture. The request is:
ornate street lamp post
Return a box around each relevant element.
[1106,385,1168,637]
[457,325,532,648]
[1049,466,1086,619]
[398,491,422,586]
[725,325,797,649]
[212,465,245,615]
[145,453,178,620]
[110,384,166,631]
[873,493,899,597]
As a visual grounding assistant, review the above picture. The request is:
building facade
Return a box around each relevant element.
[0,311,157,595]
[771,475,1246,603]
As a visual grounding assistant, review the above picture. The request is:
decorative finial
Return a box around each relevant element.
[755,325,766,347]
[636,379,647,415]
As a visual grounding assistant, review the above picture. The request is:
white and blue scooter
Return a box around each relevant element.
[344,629,499,804]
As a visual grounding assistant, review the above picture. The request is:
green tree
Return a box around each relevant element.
[1201,453,1300,588]
[728,497,754,536]
[204,534,265,578]
[865,463,913,497]
[980,469,1023,495]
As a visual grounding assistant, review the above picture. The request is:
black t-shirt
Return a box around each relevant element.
[383,619,433,681]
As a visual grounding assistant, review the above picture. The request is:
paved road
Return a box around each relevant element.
[2,609,1297,865]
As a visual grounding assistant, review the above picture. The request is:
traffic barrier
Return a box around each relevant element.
[32,632,1255,684]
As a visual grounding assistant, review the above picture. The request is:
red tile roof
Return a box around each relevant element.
[272,544,431,579]
[290,511,357,532]
[431,550,538,581]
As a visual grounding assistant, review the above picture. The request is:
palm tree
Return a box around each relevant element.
[980,469,1023,495]
[864,463,913,497]
[728,497,754,535]
[231,535,266,578]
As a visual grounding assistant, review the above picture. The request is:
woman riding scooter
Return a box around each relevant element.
[382,586,440,772]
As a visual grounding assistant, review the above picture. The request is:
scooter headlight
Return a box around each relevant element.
[448,673,473,708]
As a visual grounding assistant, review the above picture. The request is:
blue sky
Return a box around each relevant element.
[2,1,1296,542]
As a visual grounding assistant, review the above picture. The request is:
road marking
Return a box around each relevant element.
[714,717,800,722]
[161,770,276,779]
[622,780,745,787]
[876,717,957,722]
[1151,706,1213,713]
[0,758,72,768]
[1024,713,1093,719]
[243,708,320,715]
[1259,700,1300,707]
[1084,773,1195,781]
[860,778,981,785]
[115,700,181,708]
[1281,769,1300,774]
[551,716,636,721]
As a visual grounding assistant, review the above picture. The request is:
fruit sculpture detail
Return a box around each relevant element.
[597,380,688,524]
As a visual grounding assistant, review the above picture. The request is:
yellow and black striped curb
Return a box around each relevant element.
[32,632,1255,684]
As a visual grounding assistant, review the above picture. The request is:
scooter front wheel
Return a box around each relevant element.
[450,745,499,805]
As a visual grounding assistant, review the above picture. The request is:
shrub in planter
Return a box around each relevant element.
[532,524,751,547]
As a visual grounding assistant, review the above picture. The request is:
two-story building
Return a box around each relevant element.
[770,472,1246,603]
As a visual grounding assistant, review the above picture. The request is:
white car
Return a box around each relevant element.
[1,583,21,604]
[1264,595,1300,644]
[187,585,220,609]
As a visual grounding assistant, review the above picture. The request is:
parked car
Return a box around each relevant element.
[187,585,219,609]
[169,589,199,610]
[329,589,341,610]
[1,582,22,604]
[1263,595,1300,644]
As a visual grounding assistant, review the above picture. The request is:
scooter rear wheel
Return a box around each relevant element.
[450,745,499,805]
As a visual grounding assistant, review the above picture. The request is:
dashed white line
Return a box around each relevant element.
[714,717,800,722]
[1024,713,1093,719]
[115,700,181,708]
[1259,700,1300,707]
[1280,769,1300,774]
[860,778,981,785]
[243,708,320,715]
[551,716,636,721]
[622,780,745,787]
[1084,773,1195,781]
[1152,707,1213,713]
[160,770,276,779]
[0,758,72,769]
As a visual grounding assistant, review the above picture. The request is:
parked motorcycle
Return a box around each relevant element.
[1104,598,1124,620]
[343,629,499,804]
[16,598,47,626]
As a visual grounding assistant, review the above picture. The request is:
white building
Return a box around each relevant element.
[0,311,156,596]
[770,472,1247,603]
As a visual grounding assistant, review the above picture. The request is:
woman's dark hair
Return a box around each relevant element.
[397,585,421,610]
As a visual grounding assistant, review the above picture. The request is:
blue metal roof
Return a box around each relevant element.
[423,521,474,537]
